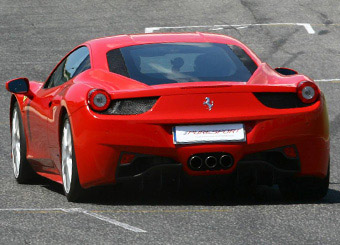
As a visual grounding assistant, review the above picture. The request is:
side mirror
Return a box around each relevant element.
[275,67,298,75]
[6,77,30,94]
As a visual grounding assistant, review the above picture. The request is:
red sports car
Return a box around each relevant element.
[6,33,329,201]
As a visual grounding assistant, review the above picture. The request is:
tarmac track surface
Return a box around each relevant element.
[1,1,340,244]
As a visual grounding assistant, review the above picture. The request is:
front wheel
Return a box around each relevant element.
[61,115,84,202]
[278,164,329,201]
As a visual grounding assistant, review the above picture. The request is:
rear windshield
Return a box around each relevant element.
[107,43,257,85]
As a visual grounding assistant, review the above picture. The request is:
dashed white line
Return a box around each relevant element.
[0,208,147,233]
[145,22,316,34]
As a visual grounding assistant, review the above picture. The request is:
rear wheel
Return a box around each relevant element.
[61,115,84,202]
[11,103,36,183]
[278,164,329,201]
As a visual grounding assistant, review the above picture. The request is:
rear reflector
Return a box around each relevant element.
[120,153,135,165]
[283,146,297,158]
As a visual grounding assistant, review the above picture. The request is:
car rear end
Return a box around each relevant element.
[70,37,329,191]
[70,82,329,189]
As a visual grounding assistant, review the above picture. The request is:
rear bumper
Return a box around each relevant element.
[69,97,329,189]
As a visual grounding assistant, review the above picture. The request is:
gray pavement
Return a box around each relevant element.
[1,0,340,244]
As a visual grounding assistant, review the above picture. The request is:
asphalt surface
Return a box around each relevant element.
[1,0,340,244]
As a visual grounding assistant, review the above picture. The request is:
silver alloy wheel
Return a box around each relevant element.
[61,119,73,193]
[11,109,21,178]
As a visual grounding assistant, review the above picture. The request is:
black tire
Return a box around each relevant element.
[11,103,36,183]
[278,164,329,201]
[61,115,85,202]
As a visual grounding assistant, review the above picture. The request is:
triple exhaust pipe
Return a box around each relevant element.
[188,154,234,171]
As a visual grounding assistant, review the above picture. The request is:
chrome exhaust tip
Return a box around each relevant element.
[189,156,203,170]
[220,154,233,169]
[205,156,218,169]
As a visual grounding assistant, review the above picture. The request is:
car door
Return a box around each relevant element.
[44,46,91,172]
[26,85,61,169]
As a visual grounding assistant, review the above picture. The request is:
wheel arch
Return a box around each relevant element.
[9,94,18,129]
[58,106,68,148]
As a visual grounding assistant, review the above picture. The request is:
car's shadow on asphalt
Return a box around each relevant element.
[40,177,340,206]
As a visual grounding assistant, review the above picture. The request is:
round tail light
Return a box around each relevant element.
[297,81,319,104]
[88,89,111,111]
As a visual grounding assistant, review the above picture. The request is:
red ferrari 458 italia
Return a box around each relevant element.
[6,33,329,201]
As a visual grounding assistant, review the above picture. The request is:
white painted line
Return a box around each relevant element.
[210,27,224,31]
[314,78,340,82]
[0,208,64,211]
[145,27,160,33]
[77,209,147,233]
[297,23,315,34]
[144,25,220,33]
[144,23,316,34]
[0,208,147,233]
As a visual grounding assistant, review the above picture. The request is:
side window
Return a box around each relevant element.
[229,45,258,74]
[47,59,67,88]
[45,46,91,88]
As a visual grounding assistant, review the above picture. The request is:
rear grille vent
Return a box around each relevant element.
[253,92,314,109]
[100,97,159,115]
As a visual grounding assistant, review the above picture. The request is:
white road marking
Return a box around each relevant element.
[314,78,340,82]
[210,27,224,31]
[145,23,316,34]
[0,208,147,233]
[76,208,147,233]
[297,23,315,34]
[0,208,64,211]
